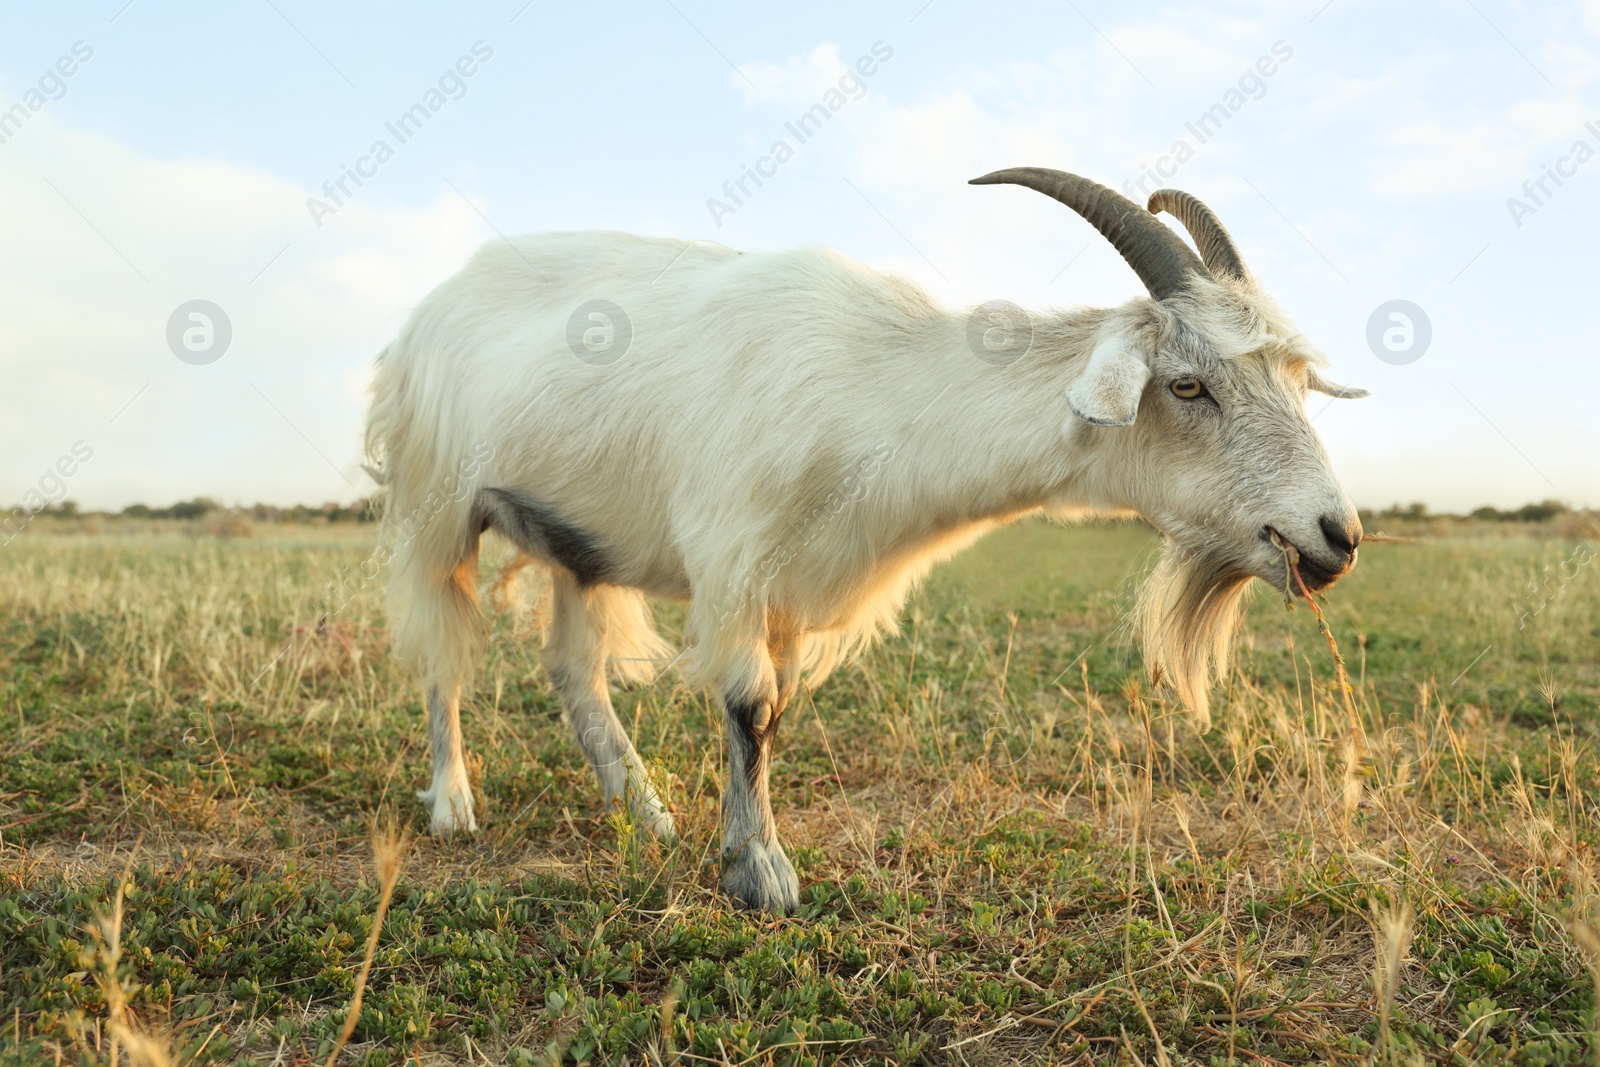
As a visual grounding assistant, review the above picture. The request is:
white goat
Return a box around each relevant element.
[365,168,1366,912]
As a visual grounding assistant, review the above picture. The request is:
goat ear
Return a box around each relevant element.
[1307,369,1369,399]
[1066,338,1151,426]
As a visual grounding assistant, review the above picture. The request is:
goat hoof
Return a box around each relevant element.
[723,842,800,914]
[419,785,478,836]
[615,791,678,843]
[641,807,678,844]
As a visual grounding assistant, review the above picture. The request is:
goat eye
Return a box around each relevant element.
[1170,377,1206,399]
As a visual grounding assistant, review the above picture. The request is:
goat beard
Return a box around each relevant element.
[1135,540,1255,729]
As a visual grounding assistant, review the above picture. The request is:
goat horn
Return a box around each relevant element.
[969,167,1204,300]
[1147,188,1249,281]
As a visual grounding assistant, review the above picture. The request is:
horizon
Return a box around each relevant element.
[8,493,1589,521]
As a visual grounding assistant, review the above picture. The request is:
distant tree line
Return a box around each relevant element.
[1360,499,1573,523]
[26,497,377,523]
[16,496,1587,527]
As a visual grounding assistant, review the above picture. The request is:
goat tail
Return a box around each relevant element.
[366,334,495,691]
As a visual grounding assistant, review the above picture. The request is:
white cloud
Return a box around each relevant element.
[738,43,858,108]
[0,118,488,509]
[1367,96,1597,197]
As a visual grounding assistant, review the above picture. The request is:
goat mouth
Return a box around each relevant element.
[1262,526,1342,594]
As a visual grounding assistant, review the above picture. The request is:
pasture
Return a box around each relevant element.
[2,515,1597,1066]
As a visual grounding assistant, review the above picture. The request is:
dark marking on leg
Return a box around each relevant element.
[475,487,610,586]
[725,693,781,789]
[718,681,797,912]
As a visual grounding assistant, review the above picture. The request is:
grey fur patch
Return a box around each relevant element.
[476,487,610,586]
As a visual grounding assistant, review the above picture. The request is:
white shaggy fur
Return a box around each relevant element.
[366,226,1363,910]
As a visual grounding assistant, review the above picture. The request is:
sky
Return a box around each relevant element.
[1,0,1597,513]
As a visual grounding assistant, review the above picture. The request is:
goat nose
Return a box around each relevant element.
[1318,513,1362,564]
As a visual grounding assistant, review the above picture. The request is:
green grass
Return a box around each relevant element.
[1,517,1598,1065]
